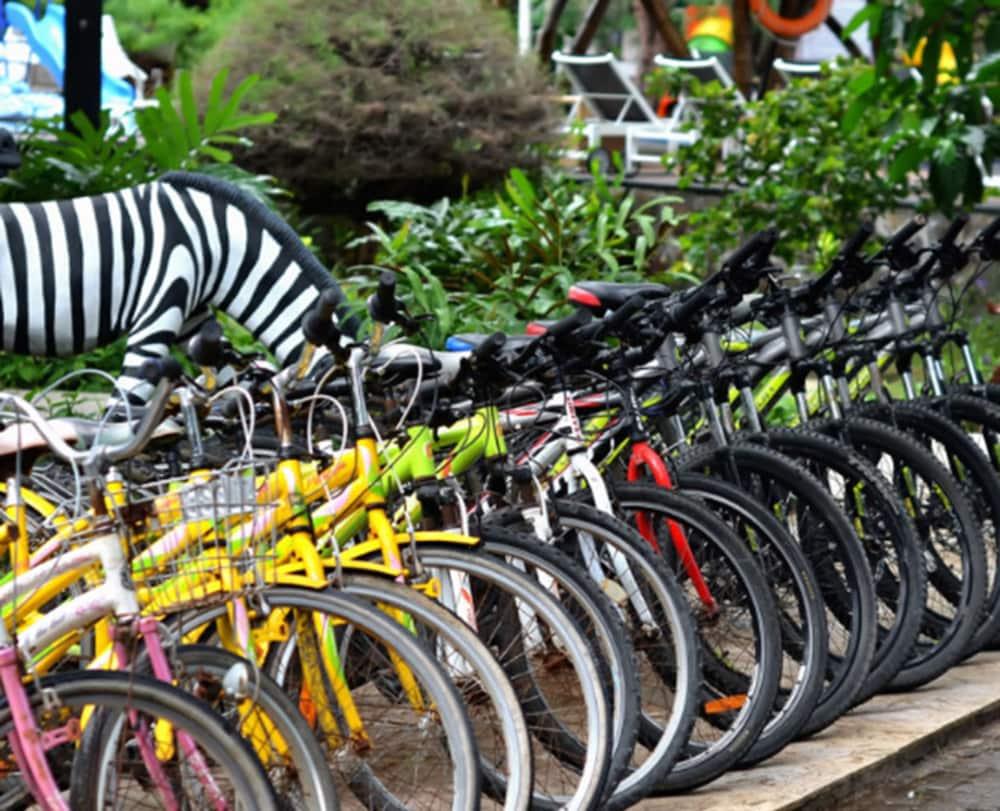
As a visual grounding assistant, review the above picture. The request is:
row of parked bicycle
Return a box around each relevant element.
[0,209,998,810]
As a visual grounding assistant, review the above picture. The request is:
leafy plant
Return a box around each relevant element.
[654,61,919,273]
[352,167,690,347]
[104,0,244,69]
[840,0,999,212]
[0,70,275,203]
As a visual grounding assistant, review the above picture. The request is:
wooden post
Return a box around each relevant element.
[637,0,691,59]
[64,0,103,132]
[756,0,802,91]
[570,0,612,54]
[538,0,571,60]
[731,0,753,98]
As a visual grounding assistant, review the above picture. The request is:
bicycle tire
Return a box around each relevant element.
[404,545,613,811]
[599,487,781,789]
[754,427,926,702]
[29,670,279,810]
[675,440,877,736]
[669,470,829,765]
[338,572,534,811]
[175,586,481,811]
[855,400,998,656]
[478,517,695,810]
[130,642,340,810]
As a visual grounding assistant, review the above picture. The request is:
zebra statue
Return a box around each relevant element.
[0,171,355,399]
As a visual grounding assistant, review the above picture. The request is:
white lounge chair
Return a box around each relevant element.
[772,57,823,83]
[551,51,696,174]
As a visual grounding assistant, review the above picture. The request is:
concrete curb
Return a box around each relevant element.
[638,651,1000,810]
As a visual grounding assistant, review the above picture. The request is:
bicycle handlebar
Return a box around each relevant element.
[472,331,507,365]
[368,270,398,324]
[885,215,925,254]
[940,213,969,248]
[723,227,778,271]
[601,294,645,336]
[840,221,875,260]
[546,307,592,342]
[1,371,177,468]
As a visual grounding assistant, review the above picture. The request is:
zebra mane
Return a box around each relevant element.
[159,171,358,338]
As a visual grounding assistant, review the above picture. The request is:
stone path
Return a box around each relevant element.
[637,651,1000,810]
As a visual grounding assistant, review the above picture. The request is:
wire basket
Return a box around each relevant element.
[106,461,285,614]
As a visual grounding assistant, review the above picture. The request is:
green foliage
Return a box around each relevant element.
[841,0,999,212]
[0,71,276,391]
[352,167,689,347]
[656,61,919,273]
[0,71,275,203]
[195,0,557,213]
[104,0,244,69]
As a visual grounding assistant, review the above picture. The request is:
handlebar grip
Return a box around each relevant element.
[840,221,874,259]
[303,288,342,346]
[140,357,183,385]
[723,227,778,270]
[187,319,223,367]
[663,283,717,330]
[940,213,969,247]
[545,307,592,342]
[472,331,507,364]
[368,270,398,323]
[886,215,926,252]
[602,294,645,335]
[980,215,1000,244]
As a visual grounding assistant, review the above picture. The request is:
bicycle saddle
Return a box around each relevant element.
[568,282,670,313]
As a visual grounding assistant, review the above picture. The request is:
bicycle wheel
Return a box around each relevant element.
[405,545,613,811]
[757,427,926,702]
[178,587,481,811]
[129,642,339,810]
[822,414,987,689]
[1,670,280,810]
[669,471,829,765]
[339,573,533,811]
[478,519,696,810]
[858,401,999,654]
[924,394,1000,648]
[676,440,877,736]
[600,487,781,789]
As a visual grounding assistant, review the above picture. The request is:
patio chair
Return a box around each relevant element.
[772,57,822,83]
[652,53,746,155]
[551,51,696,175]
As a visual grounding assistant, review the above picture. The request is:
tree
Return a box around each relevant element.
[196,0,557,214]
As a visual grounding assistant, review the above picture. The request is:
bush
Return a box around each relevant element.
[195,0,557,214]
[351,167,691,347]
[654,61,919,273]
[104,0,244,71]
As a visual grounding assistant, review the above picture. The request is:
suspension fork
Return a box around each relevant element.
[626,441,718,613]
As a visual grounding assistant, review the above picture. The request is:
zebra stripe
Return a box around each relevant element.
[0,172,355,399]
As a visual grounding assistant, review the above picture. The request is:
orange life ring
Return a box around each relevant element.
[749,0,832,38]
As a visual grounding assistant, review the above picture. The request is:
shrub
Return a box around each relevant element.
[654,61,920,273]
[352,167,690,347]
[195,0,557,214]
[104,0,244,70]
